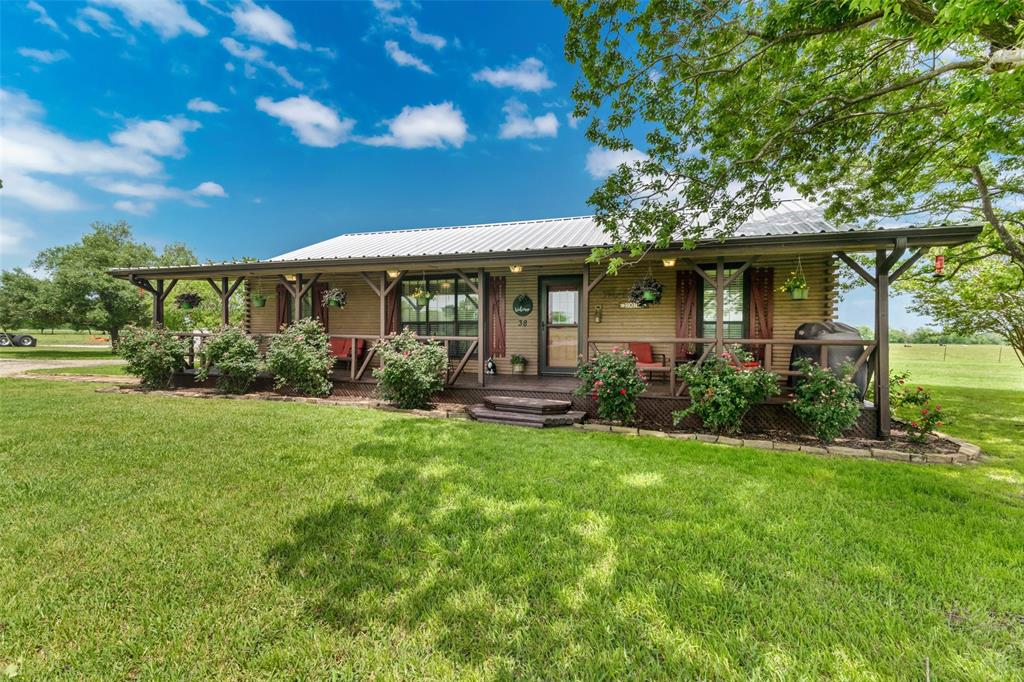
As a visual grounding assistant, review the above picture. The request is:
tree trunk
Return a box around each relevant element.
[109,326,120,349]
[971,165,1024,271]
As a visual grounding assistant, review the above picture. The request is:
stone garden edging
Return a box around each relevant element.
[573,422,981,465]
[95,385,981,465]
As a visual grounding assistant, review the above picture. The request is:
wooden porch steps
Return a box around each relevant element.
[467,395,585,428]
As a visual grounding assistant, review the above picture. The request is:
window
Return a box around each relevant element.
[699,267,747,339]
[400,275,479,356]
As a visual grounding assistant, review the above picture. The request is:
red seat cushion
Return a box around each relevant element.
[330,338,352,357]
[629,342,655,364]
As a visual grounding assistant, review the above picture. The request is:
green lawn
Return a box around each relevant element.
[27,364,127,376]
[890,344,1023,391]
[0,347,117,360]
[1,377,1022,679]
[3,329,112,346]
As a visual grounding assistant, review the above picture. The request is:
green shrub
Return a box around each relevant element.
[196,326,263,394]
[373,329,447,409]
[117,324,187,389]
[890,369,931,410]
[574,348,647,424]
[266,318,334,397]
[674,349,779,434]
[790,358,862,443]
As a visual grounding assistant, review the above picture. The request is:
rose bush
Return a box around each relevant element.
[373,328,447,409]
[266,318,334,397]
[196,326,263,394]
[574,347,647,424]
[117,324,187,389]
[790,358,862,443]
[674,349,779,434]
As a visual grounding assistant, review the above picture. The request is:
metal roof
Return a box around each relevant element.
[269,200,849,263]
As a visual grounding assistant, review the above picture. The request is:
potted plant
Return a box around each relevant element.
[251,292,267,308]
[322,288,347,309]
[510,354,527,374]
[411,285,433,307]
[780,271,808,300]
[628,276,663,307]
[175,292,202,310]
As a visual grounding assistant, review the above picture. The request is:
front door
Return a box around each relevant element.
[539,276,581,374]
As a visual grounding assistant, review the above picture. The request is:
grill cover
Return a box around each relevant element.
[789,321,871,399]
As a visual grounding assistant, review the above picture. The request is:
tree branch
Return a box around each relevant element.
[971,165,1024,269]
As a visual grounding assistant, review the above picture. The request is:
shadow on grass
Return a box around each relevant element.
[266,460,622,669]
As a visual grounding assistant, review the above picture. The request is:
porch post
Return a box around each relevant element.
[154,279,164,326]
[874,250,891,438]
[379,272,387,337]
[478,268,486,386]
[292,274,303,323]
[581,263,589,360]
[715,257,725,355]
[220,277,230,325]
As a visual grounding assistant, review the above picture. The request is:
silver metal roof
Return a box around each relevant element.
[269,200,851,263]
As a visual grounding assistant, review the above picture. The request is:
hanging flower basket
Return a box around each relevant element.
[322,288,347,309]
[779,259,809,300]
[627,276,663,307]
[251,293,267,308]
[411,286,433,307]
[175,292,202,310]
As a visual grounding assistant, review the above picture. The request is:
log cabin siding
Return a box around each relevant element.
[244,254,836,377]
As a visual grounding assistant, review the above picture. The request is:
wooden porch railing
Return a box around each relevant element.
[587,336,877,398]
[171,332,478,386]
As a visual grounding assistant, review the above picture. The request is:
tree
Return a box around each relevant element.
[558,0,1024,272]
[0,268,63,332]
[33,222,196,345]
[899,254,1024,366]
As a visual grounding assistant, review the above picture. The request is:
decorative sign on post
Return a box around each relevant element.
[512,294,533,317]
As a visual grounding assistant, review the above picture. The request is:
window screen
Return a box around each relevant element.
[700,268,746,339]
[400,276,478,356]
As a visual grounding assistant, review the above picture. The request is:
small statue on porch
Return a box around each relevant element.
[486,356,497,375]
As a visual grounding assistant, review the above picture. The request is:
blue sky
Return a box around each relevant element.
[0,0,925,329]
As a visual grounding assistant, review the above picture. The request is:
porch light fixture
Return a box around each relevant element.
[509,264,523,274]
[661,258,677,268]
[386,269,402,279]
[283,274,297,282]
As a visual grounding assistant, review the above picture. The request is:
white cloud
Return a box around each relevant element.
[0,216,35,255]
[110,117,200,158]
[89,0,207,38]
[187,97,225,113]
[193,181,227,197]
[372,0,400,10]
[0,88,208,214]
[384,15,446,50]
[473,57,554,93]
[361,102,468,150]
[256,95,355,148]
[113,199,155,215]
[71,7,123,37]
[93,179,228,208]
[585,147,647,179]
[221,37,302,89]
[1,172,84,211]
[230,0,308,50]
[498,99,558,140]
[26,1,67,38]
[384,40,432,74]
[17,48,69,64]
[567,113,581,129]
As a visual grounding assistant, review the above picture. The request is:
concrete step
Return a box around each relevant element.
[466,404,585,428]
[483,395,573,414]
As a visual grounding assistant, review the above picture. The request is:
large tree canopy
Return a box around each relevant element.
[558,0,1024,271]
[32,222,196,344]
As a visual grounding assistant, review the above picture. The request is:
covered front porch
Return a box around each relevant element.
[118,243,974,439]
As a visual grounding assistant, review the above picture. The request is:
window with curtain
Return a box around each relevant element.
[700,268,747,340]
[400,275,478,356]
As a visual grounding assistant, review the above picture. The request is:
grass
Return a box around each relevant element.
[1,375,1022,679]
[26,364,127,376]
[0,347,117,360]
[2,329,111,346]
[890,344,1023,391]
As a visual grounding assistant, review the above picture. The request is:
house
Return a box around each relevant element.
[109,201,980,437]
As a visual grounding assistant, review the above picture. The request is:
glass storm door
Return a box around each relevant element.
[540,277,581,374]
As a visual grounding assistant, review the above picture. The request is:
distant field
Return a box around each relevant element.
[889,344,1023,392]
[28,364,127,376]
[2,330,111,346]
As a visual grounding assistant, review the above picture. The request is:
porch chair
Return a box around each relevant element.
[628,342,672,380]
[329,338,366,370]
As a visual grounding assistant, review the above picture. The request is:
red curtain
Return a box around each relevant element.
[487,275,506,357]
[311,281,328,329]
[276,284,291,330]
[748,267,774,361]
[675,270,699,359]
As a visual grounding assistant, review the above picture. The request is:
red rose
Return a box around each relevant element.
[619,388,627,396]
